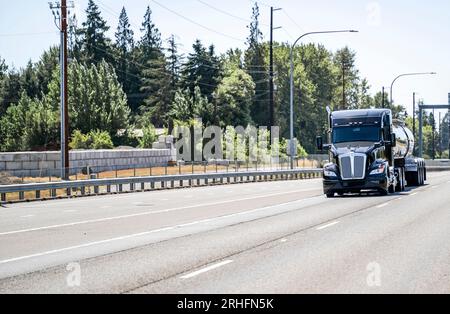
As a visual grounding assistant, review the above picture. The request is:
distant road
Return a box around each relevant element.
[0,172,449,294]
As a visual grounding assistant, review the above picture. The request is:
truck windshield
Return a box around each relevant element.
[333,126,380,144]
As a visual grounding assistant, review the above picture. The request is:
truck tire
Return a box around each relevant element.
[388,183,395,194]
[408,171,419,186]
[326,192,335,198]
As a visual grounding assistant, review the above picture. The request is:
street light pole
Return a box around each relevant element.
[289,30,358,169]
[389,72,436,106]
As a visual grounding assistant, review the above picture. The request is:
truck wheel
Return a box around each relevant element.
[419,167,424,186]
[388,183,395,194]
[380,189,388,196]
[326,192,335,198]
[408,171,419,186]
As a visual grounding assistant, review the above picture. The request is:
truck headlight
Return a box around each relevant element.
[324,170,337,177]
[369,164,386,175]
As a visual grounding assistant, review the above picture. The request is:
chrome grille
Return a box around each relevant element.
[339,153,367,180]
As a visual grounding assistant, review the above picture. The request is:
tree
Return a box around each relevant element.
[140,52,172,128]
[0,68,22,116]
[35,46,59,96]
[114,7,138,109]
[181,40,222,103]
[167,35,181,91]
[140,6,162,53]
[214,66,255,127]
[244,2,269,126]
[79,0,112,64]
[333,47,360,110]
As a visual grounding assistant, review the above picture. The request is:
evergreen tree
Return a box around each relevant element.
[333,47,360,110]
[114,7,138,109]
[140,6,162,54]
[244,2,269,126]
[180,40,222,103]
[79,0,112,64]
[167,35,181,91]
[35,46,59,96]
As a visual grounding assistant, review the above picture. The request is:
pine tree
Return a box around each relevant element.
[80,0,112,64]
[334,47,360,110]
[140,6,162,54]
[244,2,269,126]
[114,7,137,108]
[167,35,181,91]
[180,40,222,104]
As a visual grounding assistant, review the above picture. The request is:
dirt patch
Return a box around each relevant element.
[0,172,22,185]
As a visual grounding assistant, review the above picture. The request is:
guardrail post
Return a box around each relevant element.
[81,187,86,196]
[1,193,5,203]
[94,186,99,194]
[51,189,57,198]
[118,185,123,193]
[19,191,25,201]
[180,180,184,187]
[130,183,135,192]
[107,185,111,193]
[36,190,41,199]
[151,182,155,189]
[141,182,145,191]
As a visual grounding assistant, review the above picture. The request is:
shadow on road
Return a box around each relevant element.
[333,184,429,199]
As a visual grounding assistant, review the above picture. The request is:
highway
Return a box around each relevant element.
[0,172,449,294]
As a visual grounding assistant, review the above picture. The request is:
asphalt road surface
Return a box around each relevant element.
[0,172,449,294]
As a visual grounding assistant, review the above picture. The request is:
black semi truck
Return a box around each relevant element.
[317,108,427,197]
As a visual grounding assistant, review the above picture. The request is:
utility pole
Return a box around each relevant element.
[439,111,442,158]
[413,92,416,140]
[432,108,436,160]
[448,93,450,155]
[50,1,73,180]
[269,7,281,128]
[382,87,385,108]
[342,59,346,110]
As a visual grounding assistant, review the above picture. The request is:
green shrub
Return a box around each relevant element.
[139,125,157,149]
[69,130,91,150]
[69,130,114,150]
[89,130,114,150]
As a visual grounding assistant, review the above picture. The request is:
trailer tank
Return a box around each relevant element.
[393,122,414,159]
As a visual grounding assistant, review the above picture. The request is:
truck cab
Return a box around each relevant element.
[317,109,426,198]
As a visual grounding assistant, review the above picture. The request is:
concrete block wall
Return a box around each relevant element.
[0,149,176,178]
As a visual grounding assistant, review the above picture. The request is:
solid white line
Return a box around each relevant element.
[180,260,233,279]
[410,192,419,196]
[0,198,314,265]
[0,190,318,237]
[316,221,340,230]
[377,202,390,208]
[20,215,35,218]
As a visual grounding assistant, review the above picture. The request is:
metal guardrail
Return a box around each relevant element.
[0,169,323,203]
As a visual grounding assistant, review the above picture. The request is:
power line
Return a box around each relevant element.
[282,11,306,33]
[151,0,245,43]
[196,0,270,27]
[0,31,58,37]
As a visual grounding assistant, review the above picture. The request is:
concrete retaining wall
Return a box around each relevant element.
[0,149,176,178]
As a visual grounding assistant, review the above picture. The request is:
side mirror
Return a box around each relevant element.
[316,136,323,151]
[391,133,397,147]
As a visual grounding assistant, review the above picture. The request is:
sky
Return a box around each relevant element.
[0,0,449,121]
